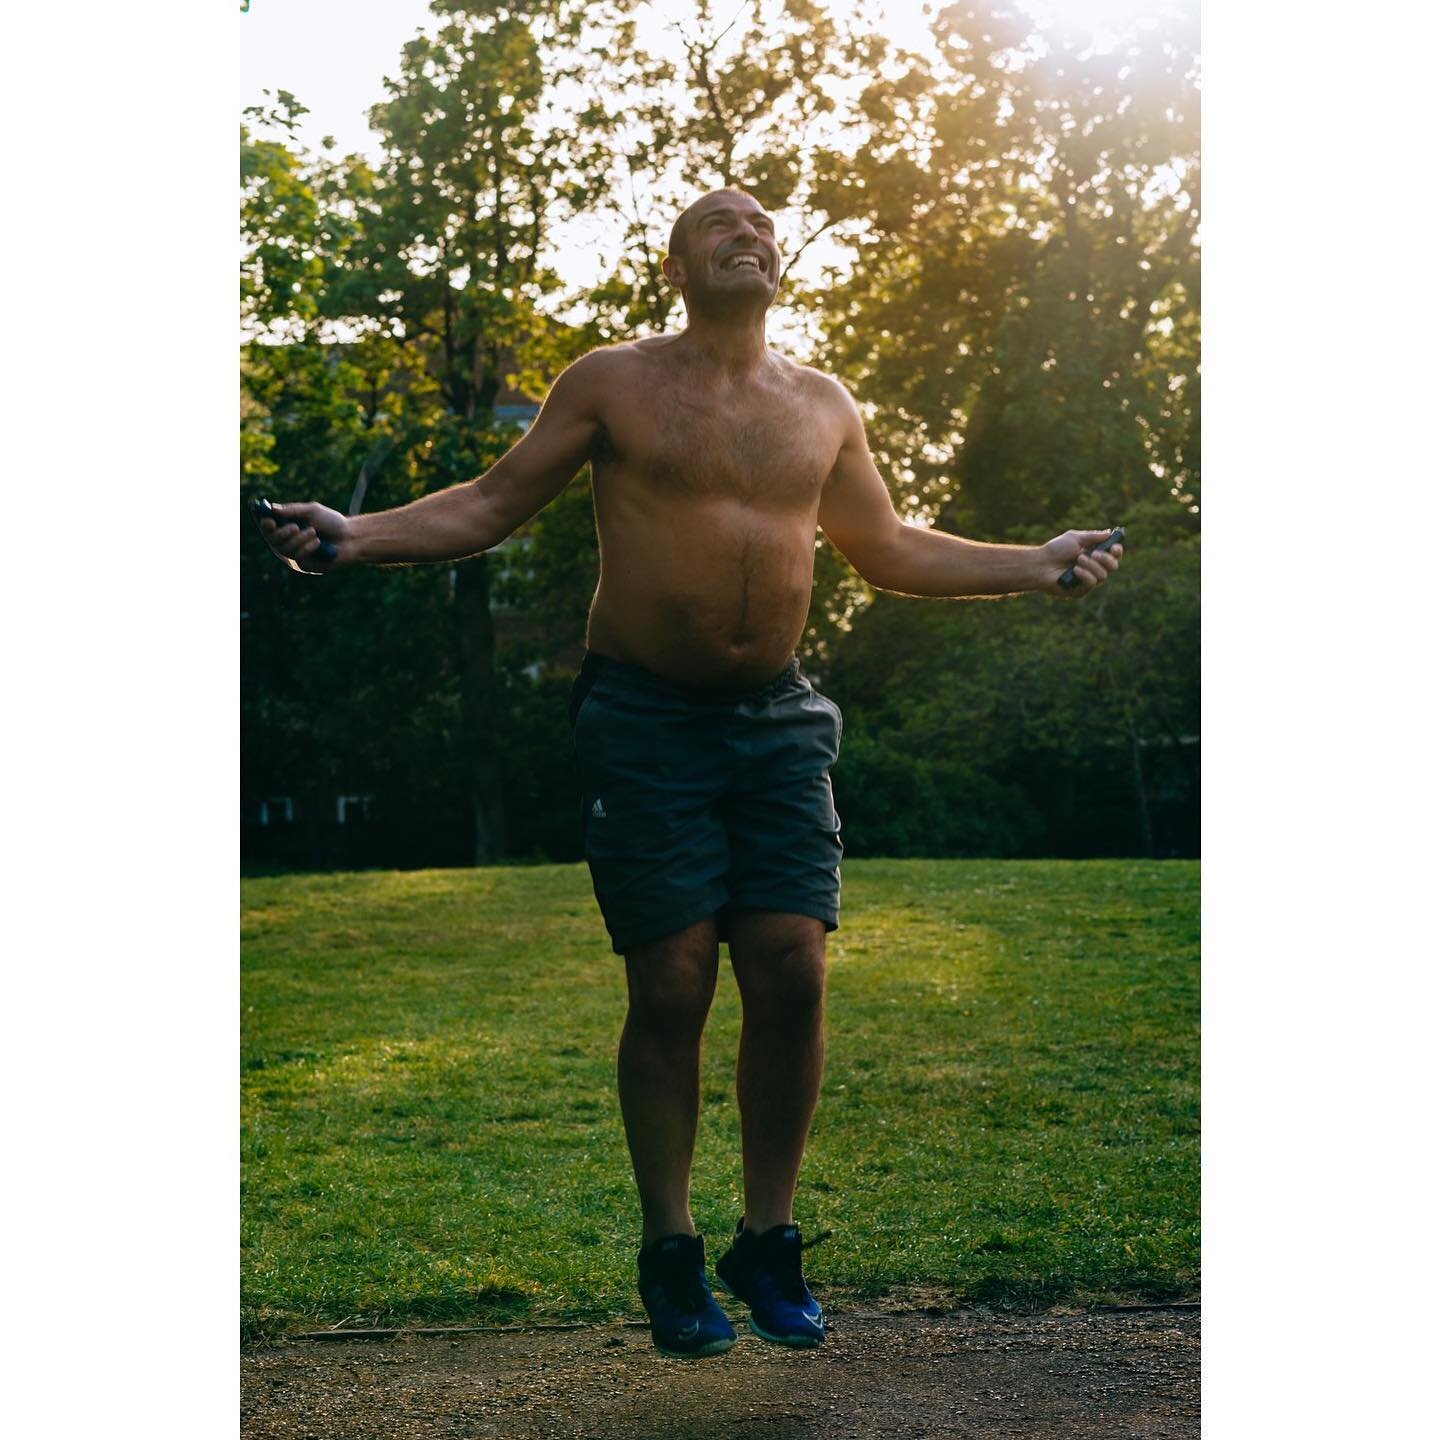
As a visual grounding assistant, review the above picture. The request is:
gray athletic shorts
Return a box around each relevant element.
[567,651,844,955]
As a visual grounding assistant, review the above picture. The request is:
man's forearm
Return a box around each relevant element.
[347,480,504,565]
[869,526,1049,598]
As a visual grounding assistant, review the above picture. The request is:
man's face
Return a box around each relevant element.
[668,195,781,309]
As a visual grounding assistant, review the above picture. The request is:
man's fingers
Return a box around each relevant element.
[281,529,326,572]
[254,500,337,575]
[1054,532,1122,597]
[265,504,315,545]
[279,525,314,558]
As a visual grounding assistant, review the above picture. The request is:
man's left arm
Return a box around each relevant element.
[815,381,1122,599]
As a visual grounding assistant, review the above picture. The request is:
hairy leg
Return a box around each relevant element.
[728,911,828,1234]
[617,917,721,1248]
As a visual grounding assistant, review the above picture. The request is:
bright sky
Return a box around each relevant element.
[241,2,937,160]
[240,0,1187,311]
[238,0,1175,151]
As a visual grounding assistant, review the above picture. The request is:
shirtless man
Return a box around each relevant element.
[256,187,1123,1360]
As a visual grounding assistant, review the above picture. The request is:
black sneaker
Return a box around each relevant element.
[713,1217,832,1348]
[636,1232,738,1359]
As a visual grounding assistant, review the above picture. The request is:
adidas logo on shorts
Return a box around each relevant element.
[591,798,606,818]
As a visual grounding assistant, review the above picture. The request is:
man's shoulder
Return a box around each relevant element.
[628,334,684,355]
[784,360,858,418]
[544,344,642,410]
[578,335,682,364]
[559,337,678,386]
[563,342,630,377]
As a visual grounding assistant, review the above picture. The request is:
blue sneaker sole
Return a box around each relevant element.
[712,1274,824,1348]
[653,1333,737,1359]
[747,1314,823,1347]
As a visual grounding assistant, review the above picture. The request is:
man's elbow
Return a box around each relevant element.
[461,480,515,553]
[846,527,913,592]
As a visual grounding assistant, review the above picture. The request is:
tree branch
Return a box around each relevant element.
[780,215,844,286]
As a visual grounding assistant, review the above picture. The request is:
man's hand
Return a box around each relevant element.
[255,500,351,575]
[1041,529,1124,598]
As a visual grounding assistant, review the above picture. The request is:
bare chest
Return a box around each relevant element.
[604,377,836,507]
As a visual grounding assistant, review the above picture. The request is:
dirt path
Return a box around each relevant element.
[242,1299,1199,1439]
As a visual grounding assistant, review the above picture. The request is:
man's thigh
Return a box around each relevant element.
[572,669,731,955]
[721,675,843,935]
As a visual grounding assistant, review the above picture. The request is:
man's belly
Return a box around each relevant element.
[586,507,817,691]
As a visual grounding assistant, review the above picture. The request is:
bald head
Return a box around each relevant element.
[667,187,762,267]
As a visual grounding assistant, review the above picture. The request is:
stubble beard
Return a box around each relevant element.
[686,271,776,324]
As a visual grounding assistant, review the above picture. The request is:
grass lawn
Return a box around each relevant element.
[242,858,1198,1339]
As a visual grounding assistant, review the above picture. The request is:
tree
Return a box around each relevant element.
[243,5,631,863]
[804,1,1201,855]
[827,534,1199,857]
[242,97,471,865]
[808,2,1200,540]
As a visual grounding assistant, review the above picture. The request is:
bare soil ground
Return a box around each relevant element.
[241,1294,1199,1439]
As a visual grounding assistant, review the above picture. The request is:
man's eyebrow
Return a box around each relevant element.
[700,207,774,226]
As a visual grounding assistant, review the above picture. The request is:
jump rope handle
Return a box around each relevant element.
[1058,526,1125,590]
[251,497,338,562]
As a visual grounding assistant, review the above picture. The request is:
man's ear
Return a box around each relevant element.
[660,254,685,291]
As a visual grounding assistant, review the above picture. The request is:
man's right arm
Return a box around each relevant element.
[258,350,610,573]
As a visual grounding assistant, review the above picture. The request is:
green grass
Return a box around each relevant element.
[242,858,1198,1339]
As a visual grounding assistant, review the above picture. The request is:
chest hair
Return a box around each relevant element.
[638,379,831,506]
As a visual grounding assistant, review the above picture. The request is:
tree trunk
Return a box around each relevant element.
[454,554,508,864]
[1127,720,1154,859]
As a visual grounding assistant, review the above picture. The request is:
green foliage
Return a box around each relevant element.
[240,93,326,333]
[827,527,1200,856]
[492,661,584,860]
[806,3,1200,538]
[833,733,1045,857]
[491,475,599,653]
[794,5,1201,858]
[241,4,631,858]
[242,858,1198,1335]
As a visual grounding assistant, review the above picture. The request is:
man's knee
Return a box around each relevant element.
[729,912,827,1021]
[623,920,719,1037]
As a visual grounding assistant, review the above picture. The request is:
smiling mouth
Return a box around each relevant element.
[721,254,766,273]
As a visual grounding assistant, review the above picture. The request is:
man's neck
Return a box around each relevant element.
[674,310,771,378]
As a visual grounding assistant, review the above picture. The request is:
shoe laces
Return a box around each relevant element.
[760,1226,834,1304]
[659,1267,712,1314]
[646,1238,712,1314]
